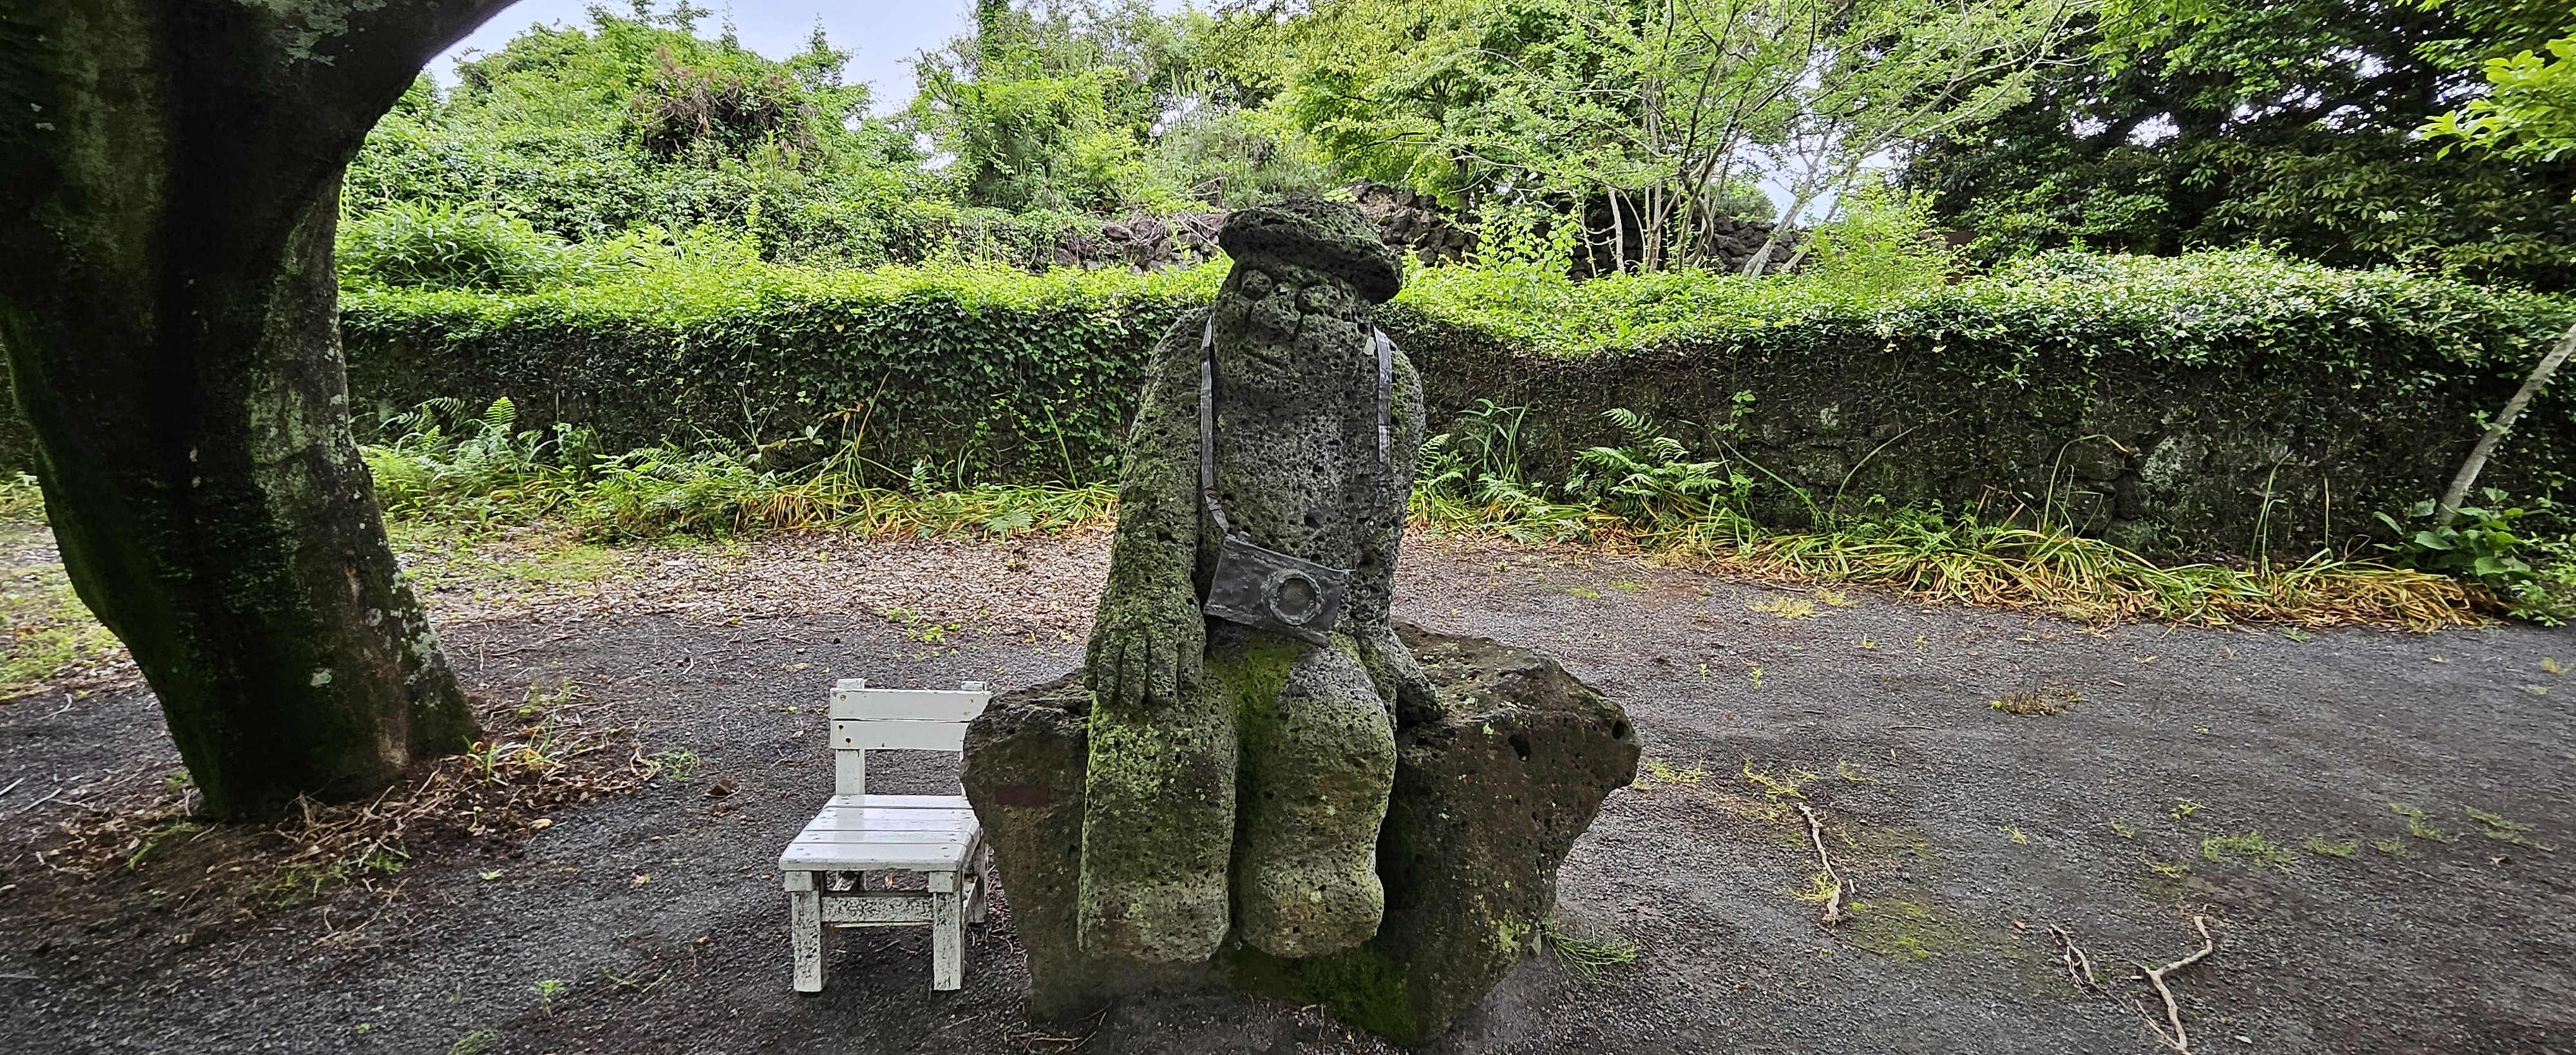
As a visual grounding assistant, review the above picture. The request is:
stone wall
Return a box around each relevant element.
[1388,310,2571,559]
[8,290,2564,561]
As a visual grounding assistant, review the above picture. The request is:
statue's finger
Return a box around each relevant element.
[1178,631,1204,689]
[1117,638,1146,710]
[1146,635,1177,705]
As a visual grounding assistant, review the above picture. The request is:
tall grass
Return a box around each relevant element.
[0,471,42,520]
[361,397,1114,541]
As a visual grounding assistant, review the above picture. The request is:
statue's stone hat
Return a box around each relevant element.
[1218,195,1405,304]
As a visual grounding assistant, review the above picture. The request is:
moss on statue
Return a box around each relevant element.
[1076,198,1425,964]
[1223,942,1420,1043]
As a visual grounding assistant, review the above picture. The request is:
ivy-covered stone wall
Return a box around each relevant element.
[5,252,2567,558]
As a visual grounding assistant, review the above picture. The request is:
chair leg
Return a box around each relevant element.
[931,889,964,991]
[785,871,824,993]
[966,848,991,926]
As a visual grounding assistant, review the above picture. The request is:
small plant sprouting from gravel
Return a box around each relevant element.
[1748,596,1817,620]
[2202,830,2293,871]
[650,748,703,783]
[1633,757,1709,791]
[2467,807,2556,850]
[1540,917,1640,987]
[1987,683,2081,716]
[2389,803,2458,842]
[446,1028,499,1055]
[1740,759,1814,801]
[2304,835,2361,857]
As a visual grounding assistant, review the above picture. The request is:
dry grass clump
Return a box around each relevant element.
[1989,681,2083,716]
[1416,505,2484,631]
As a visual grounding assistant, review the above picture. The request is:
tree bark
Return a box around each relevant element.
[2437,321,2576,526]
[0,0,515,818]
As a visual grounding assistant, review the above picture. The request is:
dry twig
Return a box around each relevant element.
[2049,924,2102,991]
[1794,803,1846,926]
[2137,915,2218,1053]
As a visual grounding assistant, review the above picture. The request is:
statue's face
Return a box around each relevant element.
[1216,258,1369,389]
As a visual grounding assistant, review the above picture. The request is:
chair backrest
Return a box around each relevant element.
[828,678,992,797]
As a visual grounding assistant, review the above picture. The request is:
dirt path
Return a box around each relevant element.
[1,524,2569,1054]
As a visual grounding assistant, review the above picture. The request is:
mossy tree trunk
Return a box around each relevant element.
[0,0,514,818]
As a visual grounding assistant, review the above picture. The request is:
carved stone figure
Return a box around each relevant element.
[1078,197,1435,964]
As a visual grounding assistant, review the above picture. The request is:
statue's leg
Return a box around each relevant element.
[1077,628,1237,962]
[1228,633,1398,958]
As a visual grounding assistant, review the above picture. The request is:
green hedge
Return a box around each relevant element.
[1387,251,2576,555]
[245,249,2576,554]
[342,257,1224,487]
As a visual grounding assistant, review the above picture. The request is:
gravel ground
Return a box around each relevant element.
[0,523,2570,1054]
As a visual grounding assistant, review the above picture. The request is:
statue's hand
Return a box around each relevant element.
[1085,585,1206,710]
[1354,627,1439,726]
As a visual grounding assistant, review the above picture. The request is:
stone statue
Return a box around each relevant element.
[1078,198,1437,964]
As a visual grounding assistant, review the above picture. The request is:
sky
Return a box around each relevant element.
[431,0,983,111]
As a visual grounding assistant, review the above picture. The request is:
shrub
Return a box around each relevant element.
[337,202,573,292]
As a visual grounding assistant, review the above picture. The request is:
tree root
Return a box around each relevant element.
[1794,803,1846,926]
[2049,924,2102,992]
[2137,915,2217,1053]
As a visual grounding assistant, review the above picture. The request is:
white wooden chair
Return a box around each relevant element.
[780,678,994,993]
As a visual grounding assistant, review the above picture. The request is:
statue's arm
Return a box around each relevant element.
[1084,311,1211,710]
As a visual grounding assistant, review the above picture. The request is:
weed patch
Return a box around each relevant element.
[1841,898,1977,960]
[1633,757,1709,791]
[2201,830,2293,871]
[1405,403,2486,631]
[2467,808,2557,851]
[1748,596,1817,620]
[1539,917,1639,987]
[1740,759,1815,801]
[2390,803,2458,843]
[1988,681,2081,716]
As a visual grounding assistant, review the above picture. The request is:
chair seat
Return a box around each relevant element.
[781,796,983,873]
[823,794,971,810]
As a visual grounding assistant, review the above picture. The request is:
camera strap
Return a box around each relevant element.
[1198,313,1394,542]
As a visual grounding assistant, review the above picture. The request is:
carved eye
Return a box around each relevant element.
[1239,270,1273,299]
[1300,285,1340,313]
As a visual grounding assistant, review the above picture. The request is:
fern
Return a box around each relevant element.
[482,397,516,437]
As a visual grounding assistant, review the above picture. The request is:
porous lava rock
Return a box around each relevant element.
[961,622,1640,1044]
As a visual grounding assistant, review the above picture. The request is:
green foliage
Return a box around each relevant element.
[914,0,1182,212]
[361,392,1120,542]
[1911,0,2576,289]
[345,6,942,270]
[2425,29,2576,160]
[1797,187,1960,299]
[2372,489,2576,622]
[1262,0,2076,270]
[0,471,40,520]
[1395,245,2570,363]
[343,254,1220,488]
[339,202,587,292]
